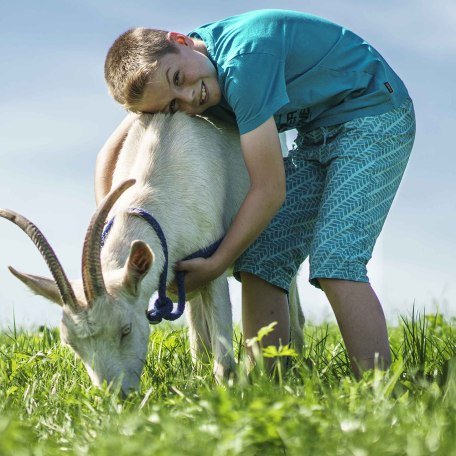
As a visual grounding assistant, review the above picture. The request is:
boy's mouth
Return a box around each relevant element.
[200,81,208,105]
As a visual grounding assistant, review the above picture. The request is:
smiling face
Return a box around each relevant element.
[134,33,221,115]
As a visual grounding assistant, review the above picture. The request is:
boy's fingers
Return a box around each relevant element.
[174,260,188,272]
[174,258,203,272]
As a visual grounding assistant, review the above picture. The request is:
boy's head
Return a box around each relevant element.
[104,28,221,115]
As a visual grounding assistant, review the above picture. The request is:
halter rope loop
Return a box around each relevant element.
[101,208,222,324]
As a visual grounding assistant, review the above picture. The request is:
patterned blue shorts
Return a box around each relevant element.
[233,98,416,291]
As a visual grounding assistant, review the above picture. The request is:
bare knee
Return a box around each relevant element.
[317,278,380,317]
[318,278,354,300]
[240,271,284,291]
[318,277,343,290]
[240,272,287,309]
[318,278,370,296]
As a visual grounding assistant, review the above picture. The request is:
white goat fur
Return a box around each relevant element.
[11,112,304,394]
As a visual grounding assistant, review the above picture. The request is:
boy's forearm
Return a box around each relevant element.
[94,113,139,205]
[210,184,284,275]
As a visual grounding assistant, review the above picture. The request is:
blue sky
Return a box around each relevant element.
[1,0,455,328]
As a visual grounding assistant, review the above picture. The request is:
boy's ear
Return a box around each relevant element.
[167,32,194,47]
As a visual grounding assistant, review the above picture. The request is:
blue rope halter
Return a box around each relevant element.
[101,208,222,325]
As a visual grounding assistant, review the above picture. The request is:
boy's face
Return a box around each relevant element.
[135,33,221,116]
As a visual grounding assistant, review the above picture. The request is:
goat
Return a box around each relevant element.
[0,113,304,395]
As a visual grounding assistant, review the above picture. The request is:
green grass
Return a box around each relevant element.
[0,311,455,456]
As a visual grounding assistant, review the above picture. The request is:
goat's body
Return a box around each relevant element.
[105,114,247,273]
[1,111,304,390]
[104,112,304,377]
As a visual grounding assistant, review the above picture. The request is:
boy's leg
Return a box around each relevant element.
[240,272,290,369]
[307,98,416,376]
[234,143,327,369]
[318,278,391,377]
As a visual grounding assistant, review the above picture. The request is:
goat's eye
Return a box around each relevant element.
[121,323,132,338]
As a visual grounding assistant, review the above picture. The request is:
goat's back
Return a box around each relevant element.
[110,113,249,254]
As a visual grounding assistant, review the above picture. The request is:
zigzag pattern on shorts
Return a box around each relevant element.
[234,99,416,291]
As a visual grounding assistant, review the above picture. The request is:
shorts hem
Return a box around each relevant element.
[309,273,370,289]
[233,266,290,294]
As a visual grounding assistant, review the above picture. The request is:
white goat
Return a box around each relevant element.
[0,113,304,395]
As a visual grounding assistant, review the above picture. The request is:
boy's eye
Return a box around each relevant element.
[173,71,180,86]
[169,99,177,113]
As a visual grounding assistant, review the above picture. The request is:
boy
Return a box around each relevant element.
[98,9,415,376]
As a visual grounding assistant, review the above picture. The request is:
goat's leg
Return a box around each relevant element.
[200,273,235,381]
[187,293,212,368]
[289,275,305,354]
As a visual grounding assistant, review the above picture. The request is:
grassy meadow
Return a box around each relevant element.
[0,311,455,456]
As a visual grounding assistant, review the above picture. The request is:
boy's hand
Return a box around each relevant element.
[171,256,224,293]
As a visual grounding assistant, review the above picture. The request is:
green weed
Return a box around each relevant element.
[0,312,454,455]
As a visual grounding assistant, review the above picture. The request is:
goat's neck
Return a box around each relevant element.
[101,211,168,300]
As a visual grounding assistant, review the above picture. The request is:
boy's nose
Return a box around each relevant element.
[180,86,196,104]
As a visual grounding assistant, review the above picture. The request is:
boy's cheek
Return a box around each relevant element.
[210,79,222,106]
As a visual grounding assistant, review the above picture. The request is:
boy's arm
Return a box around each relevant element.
[175,117,286,289]
[211,117,286,269]
[94,113,138,205]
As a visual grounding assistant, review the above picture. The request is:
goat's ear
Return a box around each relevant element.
[8,266,63,306]
[123,241,154,296]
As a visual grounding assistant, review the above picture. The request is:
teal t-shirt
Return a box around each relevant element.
[189,9,409,135]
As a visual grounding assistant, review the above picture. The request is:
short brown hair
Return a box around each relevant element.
[104,28,178,110]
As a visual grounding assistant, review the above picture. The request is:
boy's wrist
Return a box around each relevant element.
[209,251,232,278]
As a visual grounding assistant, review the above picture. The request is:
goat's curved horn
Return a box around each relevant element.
[82,179,136,305]
[0,209,81,312]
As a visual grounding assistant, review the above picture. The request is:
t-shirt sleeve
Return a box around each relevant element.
[223,53,289,135]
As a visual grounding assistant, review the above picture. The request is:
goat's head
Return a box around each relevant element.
[0,180,153,395]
